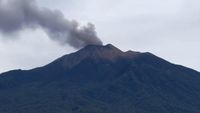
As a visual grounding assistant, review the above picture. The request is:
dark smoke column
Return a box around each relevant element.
[0,0,103,49]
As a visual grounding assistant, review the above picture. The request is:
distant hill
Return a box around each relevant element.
[0,44,200,113]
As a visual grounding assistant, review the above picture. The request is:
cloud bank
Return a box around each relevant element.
[0,0,103,48]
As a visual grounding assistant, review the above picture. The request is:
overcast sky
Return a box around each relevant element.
[0,0,200,73]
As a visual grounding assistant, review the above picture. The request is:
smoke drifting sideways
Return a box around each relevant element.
[0,0,103,49]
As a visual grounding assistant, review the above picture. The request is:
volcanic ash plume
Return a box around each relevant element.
[0,0,103,48]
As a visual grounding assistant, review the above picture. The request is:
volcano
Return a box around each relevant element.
[0,44,200,113]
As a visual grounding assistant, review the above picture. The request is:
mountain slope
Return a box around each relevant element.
[0,44,200,113]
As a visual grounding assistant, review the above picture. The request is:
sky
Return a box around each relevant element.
[0,0,200,73]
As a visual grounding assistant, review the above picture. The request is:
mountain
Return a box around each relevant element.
[0,44,200,113]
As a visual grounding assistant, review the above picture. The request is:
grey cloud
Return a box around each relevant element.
[0,0,102,48]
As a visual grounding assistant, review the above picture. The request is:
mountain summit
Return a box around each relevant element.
[0,44,200,113]
[46,44,141,69]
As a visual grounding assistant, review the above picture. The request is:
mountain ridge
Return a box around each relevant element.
[2,44,198,74]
